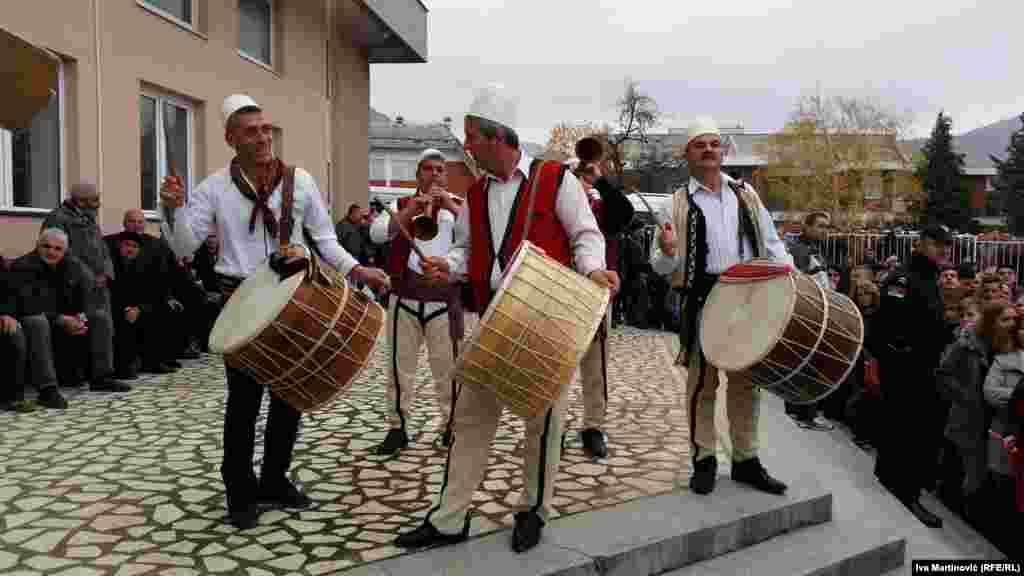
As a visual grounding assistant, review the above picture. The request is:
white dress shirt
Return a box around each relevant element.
[446,150,606,290]
[651,173,792,277]
[161,165,359,279]
[370,197,457,275]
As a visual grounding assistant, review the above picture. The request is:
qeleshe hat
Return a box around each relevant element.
[222,94,260,128]
[467,83,517,130]
[685,116,721,149]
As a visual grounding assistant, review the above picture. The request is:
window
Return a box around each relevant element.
[143,0,192,25]
[239,0,272,66]
[140,94,192,212]
[0,61,63,211]
[370,156,388,181]
[391,158,417,182]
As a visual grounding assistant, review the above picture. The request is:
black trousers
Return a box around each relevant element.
[1,330,27,403]
[874,350,943,501]
[220,365,301,508]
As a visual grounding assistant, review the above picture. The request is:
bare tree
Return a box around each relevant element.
[606,79,660,176]
[543,122,609,162]
[755,93,916,227]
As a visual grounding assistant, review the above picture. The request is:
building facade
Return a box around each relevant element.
[0,0,427,258]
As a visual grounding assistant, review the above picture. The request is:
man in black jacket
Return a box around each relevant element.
[873,224,951,528]
[7,229,128,401]
[784,211,835,431]
[572,157,634,458]
[108,232,174,377]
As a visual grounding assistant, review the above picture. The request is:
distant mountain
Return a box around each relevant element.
[903,115,1022,172]
[957,116,1021,169]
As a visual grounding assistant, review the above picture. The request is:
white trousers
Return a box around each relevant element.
[427,378,571,534]
[576,310,610,430]
[385,296,456,432]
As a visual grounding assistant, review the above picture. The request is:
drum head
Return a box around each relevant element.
[700,275,796,372]
[208,262,305,354]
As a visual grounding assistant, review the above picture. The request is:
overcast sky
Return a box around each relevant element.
[370,1,1023,146]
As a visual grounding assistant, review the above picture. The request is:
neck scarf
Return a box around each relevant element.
[230,157,284,237]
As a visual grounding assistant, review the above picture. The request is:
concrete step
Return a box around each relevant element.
[662,519,906,576]
[341,475,831,576]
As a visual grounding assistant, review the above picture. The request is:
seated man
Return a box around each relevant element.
[190,234,224,352]
[109,232,173,377]
[9,228,129,394]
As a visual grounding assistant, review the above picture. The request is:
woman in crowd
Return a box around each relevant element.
[981,317,1024,558]
[937,301,1016,523]
[846,280,881,448]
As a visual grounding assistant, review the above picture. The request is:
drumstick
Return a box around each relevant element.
[381,204,428,261]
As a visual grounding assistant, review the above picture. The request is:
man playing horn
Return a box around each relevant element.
[369,148,464,455]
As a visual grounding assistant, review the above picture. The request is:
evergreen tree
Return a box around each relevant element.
[991,114,1024,236]
[916,112,966,229]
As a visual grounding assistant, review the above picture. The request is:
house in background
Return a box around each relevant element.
[0,0,427,257]
[368,114,464,206]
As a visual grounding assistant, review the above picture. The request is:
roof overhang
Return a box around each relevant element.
[0,27,60,130]
[349,0,428,64]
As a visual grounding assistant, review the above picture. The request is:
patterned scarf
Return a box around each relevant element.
[230,157,284,237]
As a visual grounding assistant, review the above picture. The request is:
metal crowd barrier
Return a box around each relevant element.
[635,225,1024,280]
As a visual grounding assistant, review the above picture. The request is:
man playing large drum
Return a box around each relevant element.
[369,148,464,455]
[651,116,792,497]
[398,84,619,553]
[159,94,390,529]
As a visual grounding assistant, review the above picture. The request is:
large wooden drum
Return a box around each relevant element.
[208,260,384,412]
[700,261,864,404]
[453,241,609,419]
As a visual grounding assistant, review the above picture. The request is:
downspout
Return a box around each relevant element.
[92,0,104,205]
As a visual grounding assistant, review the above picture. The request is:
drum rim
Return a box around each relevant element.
[208,261,305,354]
[814,290,865,397]
[700,271,798,372]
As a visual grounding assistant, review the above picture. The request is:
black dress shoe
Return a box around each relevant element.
[91,379,132,392]
[115,370,139,380]
[731,457,787,495]
[394,520,467,549]
[37,387,69,409]
[228,502,260,530]
[257,481,313,509]
[178,344,201,360]
[689,456,718,495]
[903,498,942,528]
[375,428,409,455]
[165,359,183,369]
[580,428,608,459]
[511,510,544,553]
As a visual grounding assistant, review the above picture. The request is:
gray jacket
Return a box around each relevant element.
[938,328,991,450]
[42,202,114,280]
[983,351,1024,476]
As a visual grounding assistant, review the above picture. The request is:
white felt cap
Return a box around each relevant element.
[466,83,518,130]
[685,116,721,149]
[222,94,260,128]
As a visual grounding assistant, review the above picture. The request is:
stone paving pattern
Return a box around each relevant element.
[0,326,691,575]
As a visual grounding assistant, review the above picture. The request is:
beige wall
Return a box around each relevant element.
[1,0,370,259]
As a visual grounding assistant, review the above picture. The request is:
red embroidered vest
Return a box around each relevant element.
[468,160,571,312]
[385,194,440,279]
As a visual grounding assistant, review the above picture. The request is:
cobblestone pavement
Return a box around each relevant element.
[0,326,690,575]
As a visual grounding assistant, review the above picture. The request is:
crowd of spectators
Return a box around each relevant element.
[2,183,225,413]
